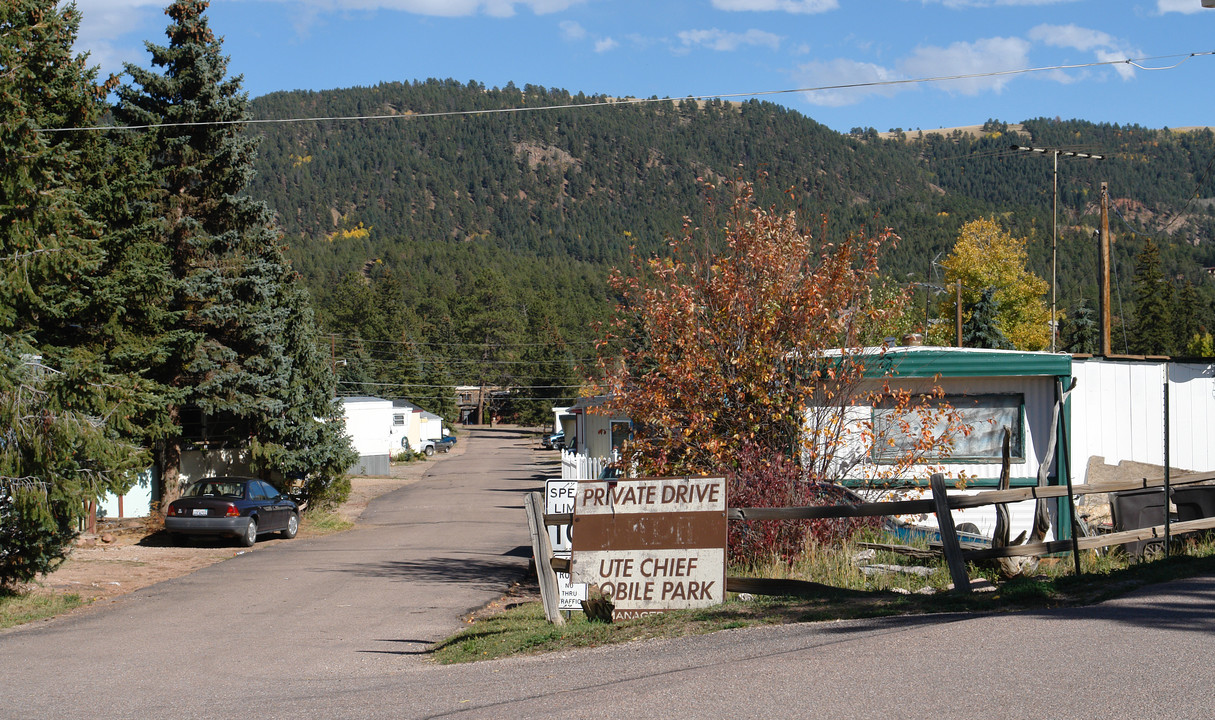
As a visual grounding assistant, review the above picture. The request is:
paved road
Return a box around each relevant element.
[5,427,1215,719]
[0,426,549,717]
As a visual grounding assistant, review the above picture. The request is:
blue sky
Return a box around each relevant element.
[74,0,1214,134]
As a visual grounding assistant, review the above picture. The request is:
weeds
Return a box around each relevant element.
[432,532,1215,665]
[301,511,352,534]
[0,591,84,630]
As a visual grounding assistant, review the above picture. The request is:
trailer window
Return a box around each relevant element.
[871,393,1024,464]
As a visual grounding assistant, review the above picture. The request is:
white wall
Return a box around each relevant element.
[389,409,422,455]
[1071,358,1215,475]
[98,468,158,518]
[342,398,393,475]
[419,413,443,441]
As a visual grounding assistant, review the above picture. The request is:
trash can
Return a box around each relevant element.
[1172,486,1215,523]
[1110,488,1170,559]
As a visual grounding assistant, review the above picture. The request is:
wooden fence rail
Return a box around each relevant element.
[541,469,1215,603]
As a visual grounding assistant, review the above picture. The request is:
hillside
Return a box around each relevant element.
[243,81,1215,410]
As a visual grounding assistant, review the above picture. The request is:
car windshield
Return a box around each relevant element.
[184,480,245,499]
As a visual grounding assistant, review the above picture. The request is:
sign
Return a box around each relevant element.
[544,479,577,552]
[570,476,726,620]
[545,479,587,611]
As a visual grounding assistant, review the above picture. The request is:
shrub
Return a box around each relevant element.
[727,444,878,567]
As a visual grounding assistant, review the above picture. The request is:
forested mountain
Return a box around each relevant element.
[244,80,1215,414]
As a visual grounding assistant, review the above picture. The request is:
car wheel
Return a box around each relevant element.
[955,522,981,536]
[240,518,258,547]
[281,512,299,539]
[424,446,434,456]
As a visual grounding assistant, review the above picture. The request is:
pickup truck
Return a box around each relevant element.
[419,436,455,456]
[404,436,456,456]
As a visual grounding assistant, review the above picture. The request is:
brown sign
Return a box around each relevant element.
[570,477,726,619]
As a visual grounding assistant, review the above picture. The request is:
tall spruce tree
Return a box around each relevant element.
[0,0,153,586]
[1174,278,1200,354]
[1062,300,1099,355]
[114,0,353,505]
[962,287,1014,350]
[1129,239,1174,356]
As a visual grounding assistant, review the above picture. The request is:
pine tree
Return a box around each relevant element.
[1062,300,1098,355]
[114,0,352,504]
[962,288,1014,350]
[0,0,151,586]
[1174,278,1200,354]
[1130,239,1174,356]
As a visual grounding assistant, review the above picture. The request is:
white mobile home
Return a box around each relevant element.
[812,346,1074,541]
[341,396,394,476]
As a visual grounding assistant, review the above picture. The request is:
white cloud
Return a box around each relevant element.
[1027,23,1139,80]
[711,0,838,13]
[796,36,1030,107]
[339,0,585,16]
[1027,24,1114,51]
[1157,0,1207,13]
[677,28,782,52]
[73,0,166,73]
[899,37,1031,95]
[1095,49,1137,80]
[595,37,619,53]
[76,0,589,19]
[559,20,587,41]
[925,0,1078,7]
[794,58,901,107]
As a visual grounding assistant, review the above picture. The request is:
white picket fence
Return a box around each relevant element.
[561,450,609,481]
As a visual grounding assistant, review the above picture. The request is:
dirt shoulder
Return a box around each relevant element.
[30,447,462,607]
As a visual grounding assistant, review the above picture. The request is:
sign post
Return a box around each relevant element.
[544,479,587,611]
[570,476,726,621]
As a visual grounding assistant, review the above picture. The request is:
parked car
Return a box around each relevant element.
[411,436,455,456]
[542,431,565,450]
[165,477,299,547]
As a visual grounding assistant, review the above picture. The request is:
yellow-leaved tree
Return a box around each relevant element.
[934,218,1051,351]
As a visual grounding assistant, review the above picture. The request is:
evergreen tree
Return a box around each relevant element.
[1129,239,1174,356]
[962,288,1014,350]
[114,0,352,504]
[456,268,525,422]
[1062,300,1099,355]
[0,0,151,586]
[1174,278,1200,354]
[1186,331,1215,358]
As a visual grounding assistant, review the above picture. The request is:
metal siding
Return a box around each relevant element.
[1169,363,1215,471]
[1070,359,1215,475]
[880,348,1071,379]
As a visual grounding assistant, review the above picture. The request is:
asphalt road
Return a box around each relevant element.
[4,427,1215,719]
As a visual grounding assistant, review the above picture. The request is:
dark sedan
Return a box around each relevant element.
[165,477,299,547]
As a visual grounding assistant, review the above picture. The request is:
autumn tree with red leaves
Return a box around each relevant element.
[595,181,958,562]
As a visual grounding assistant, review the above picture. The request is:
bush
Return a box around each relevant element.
[727,444,878,567]
[0,490,76,590]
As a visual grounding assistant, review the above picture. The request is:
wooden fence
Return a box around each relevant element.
[531,469,1215,618]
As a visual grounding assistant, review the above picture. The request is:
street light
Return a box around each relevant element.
[1010,144,1104,352]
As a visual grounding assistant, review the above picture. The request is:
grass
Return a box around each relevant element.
[431,534,1215,665]
[0,590,84,630]
[301,510,353,534]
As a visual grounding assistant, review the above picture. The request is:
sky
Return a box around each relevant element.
[72,0,1215,134]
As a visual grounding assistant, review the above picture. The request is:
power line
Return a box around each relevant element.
[39,50,1215,134]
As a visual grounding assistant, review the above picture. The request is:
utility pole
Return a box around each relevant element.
[955,279,963,347]
[1099,183,1112,356]
[1010,145,1104,352]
